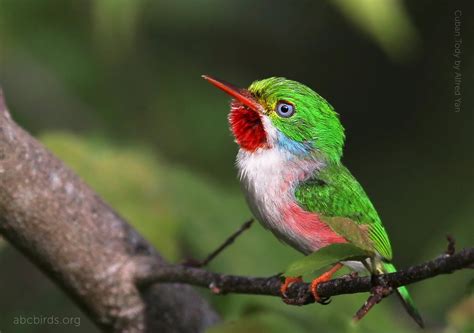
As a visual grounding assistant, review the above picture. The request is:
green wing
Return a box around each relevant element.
[295,163,393,260]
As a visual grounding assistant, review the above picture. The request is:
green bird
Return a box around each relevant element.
[203,75,423,327]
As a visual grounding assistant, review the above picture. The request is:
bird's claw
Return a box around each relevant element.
[310,263,343,305]
[317,296,332,305]
[280,276,303,299]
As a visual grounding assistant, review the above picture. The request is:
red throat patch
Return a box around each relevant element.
[229,101,268,151]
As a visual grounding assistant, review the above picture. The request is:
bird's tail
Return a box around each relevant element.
[383,262,424,328]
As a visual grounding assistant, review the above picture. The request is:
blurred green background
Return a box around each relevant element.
[0,0,473,332]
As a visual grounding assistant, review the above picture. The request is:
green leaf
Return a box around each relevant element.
[284,243,369,277]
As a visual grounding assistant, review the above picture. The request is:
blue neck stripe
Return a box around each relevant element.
[276,131,313,156]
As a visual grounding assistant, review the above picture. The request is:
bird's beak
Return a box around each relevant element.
[202,75,262,112]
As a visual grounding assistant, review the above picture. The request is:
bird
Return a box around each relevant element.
[202,75,423,327]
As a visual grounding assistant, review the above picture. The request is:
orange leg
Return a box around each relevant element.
[310,263,343,302]
[280,276,303,297]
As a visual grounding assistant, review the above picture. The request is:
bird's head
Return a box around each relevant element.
[203,75,345,163]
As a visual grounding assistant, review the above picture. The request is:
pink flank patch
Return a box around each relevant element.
[284,202,346,250]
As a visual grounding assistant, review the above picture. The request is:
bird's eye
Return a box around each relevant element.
[275,102,295,118]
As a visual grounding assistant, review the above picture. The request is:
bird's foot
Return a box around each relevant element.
[280,276,303,302]
[310,263,343,304]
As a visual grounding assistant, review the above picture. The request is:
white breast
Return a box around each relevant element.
[237,147,324,253]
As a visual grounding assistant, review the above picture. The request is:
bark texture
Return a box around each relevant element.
[0,89,219,333]
[135,247,474,304]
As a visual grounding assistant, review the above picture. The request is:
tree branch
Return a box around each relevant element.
[0,89,219,332]
[1,87,473,331]
[135,247,474,305]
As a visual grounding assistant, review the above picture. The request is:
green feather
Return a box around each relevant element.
[248,78,392,259]
[295,164,393,260]
[244,77,422,327]
[248,77,345,164]
[284,243,369,277]
[383,262,424,328]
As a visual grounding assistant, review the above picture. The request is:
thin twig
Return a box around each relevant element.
[446,234,456,256]
[135,247,474,304]
[182,218,254,267]
[354,233,457,324]
[353,285,393,322]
